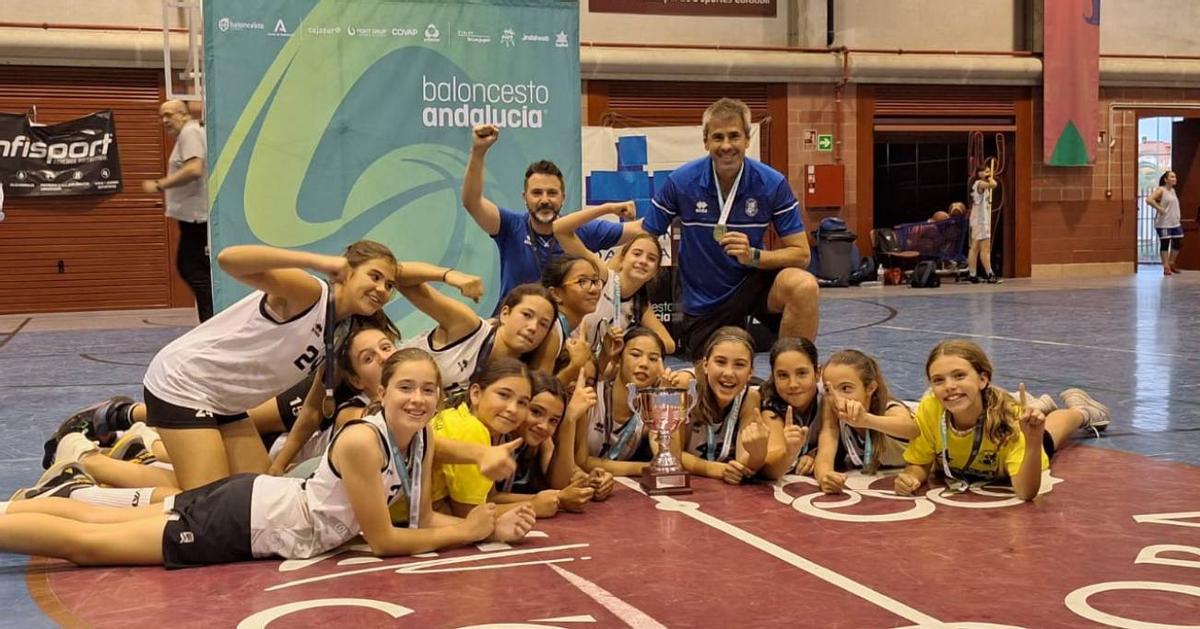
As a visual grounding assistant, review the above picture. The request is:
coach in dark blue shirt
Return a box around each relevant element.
[641,98,819,358]
[462,125,639,311]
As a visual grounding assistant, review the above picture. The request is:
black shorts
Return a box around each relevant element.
[1042,431,1057,460]
[275,374,315,433]
[680,270,783,360]
[144,387,249,430]
[162,473,255,569]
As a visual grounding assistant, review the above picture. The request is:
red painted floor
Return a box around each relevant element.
[29,446,1200,628]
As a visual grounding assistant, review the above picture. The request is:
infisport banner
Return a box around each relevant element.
[1043,0,1100,166]
[0,111,122,197]
[204,0,580,333]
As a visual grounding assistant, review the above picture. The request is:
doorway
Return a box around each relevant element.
[1137,115,1200,270]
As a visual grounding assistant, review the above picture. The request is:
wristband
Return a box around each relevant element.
[441,268,453,282]
[750,247,761,268]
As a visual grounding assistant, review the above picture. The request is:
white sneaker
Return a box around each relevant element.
[17,462,97,500]
[108,423,162,461]
[1060,388,1111,436]
[54,432,99,466]
[1025,394,1059,416]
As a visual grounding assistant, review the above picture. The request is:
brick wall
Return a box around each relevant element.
[786,83,858,233]
[1031,87,1200,268]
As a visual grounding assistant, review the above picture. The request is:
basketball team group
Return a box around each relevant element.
[0,98,1111,570]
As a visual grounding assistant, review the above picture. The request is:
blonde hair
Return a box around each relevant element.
[826,349,894,474]
[702,98,752,139]
[924,340,1017,447]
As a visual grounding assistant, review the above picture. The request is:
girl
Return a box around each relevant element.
[496,372,600,515]
[895,340,1110,501]
[679,327,768,485]
[431,358,537,517]
[756,337,822,481]
[397,277,559,396]
[0,350,537,568]
[812,349,917,494]
[554,200,676,355]
[966,162,1000,283]
[1147,170,1183,275]
[141,240,398,491]
[575,327,668,477]
[539,254,606,384]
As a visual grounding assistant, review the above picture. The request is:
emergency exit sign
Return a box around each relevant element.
[817,135,833,151]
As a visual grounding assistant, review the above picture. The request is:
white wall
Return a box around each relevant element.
[0,0,190,27]
[1101,0,1200,56]
[833,0,1021,51]
[580,0,792,46]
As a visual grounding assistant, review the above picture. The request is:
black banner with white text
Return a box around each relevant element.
[0,110,123,196]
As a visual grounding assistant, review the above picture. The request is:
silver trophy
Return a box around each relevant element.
[628,380,698,495]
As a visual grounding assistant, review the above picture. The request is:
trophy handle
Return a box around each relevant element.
[685,379,699,416]
[626,381,640,415]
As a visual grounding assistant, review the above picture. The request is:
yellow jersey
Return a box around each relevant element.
[430,403,495,505]
[904,394,1049,480]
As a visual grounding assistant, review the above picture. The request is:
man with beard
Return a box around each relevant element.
[462,125,641,311]
[637,98,820,359]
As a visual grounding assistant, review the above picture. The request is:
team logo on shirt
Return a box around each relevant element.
[695,201,709,214]
[745,198,758,216]
[312,323,323,338]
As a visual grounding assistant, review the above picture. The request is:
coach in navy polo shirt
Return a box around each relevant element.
[462,124,640,311]
[641,98,819,358]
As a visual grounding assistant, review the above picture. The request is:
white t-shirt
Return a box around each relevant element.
[249,412,413,560]
[1156,187,1181,229]
[143,280,329,414]
[400,319,494,396]
[165,120,208,223]
[577,269,637,354]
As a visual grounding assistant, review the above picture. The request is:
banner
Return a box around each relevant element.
[590,0,775,17]
[0,111,122,196]
[582,124,760,332]
[1043,0,1100,166]
[205,0,580,333]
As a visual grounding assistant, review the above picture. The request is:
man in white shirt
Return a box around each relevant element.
[142,100,212,321]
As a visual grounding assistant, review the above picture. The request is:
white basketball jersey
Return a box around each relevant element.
[144,280,330,415]
[249,412,412,560]
[400,319,494,396]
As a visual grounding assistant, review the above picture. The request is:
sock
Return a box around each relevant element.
[0,501,9,515]
[67,487,156,508]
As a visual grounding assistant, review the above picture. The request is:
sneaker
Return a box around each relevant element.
[1025,393,1058,416]
[967,274,981,284]
[12,462,96,501]
[108,423,161,461]
[53,432,99,467]
[1060,388,1111,436]
[41,395,134,469]
[985,273,1003,284]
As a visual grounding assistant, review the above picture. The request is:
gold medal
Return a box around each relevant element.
[713,224,727,241]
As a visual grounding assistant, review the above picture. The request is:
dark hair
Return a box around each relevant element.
[530,370,567,406]
[758,337,820,417]
[541,254,598,291]
[468,357,531,411]
[623,326,666,355]
[524,160,564,190]
[335,318,398,395]
[693,326,756,427]
[1160,170,1175,187]
[501,283,559,323]
[344,239,397,271]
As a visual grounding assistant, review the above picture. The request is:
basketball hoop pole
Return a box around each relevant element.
[162,0,204,104]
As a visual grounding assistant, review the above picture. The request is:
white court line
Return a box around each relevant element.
[877,325,1186,359]
[549,564,667,629]
[615,478,942,626]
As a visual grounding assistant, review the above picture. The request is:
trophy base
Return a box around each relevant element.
[640,468,692,496]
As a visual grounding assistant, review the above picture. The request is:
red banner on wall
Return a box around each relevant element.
[1043,0,1100,166]
[590,0,776,18]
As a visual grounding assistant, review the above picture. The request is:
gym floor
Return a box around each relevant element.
[1,270,1198,628]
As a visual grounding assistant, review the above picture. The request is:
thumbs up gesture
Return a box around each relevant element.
[477,438,523,481]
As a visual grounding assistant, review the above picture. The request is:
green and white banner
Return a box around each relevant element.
[204,0,580,333]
